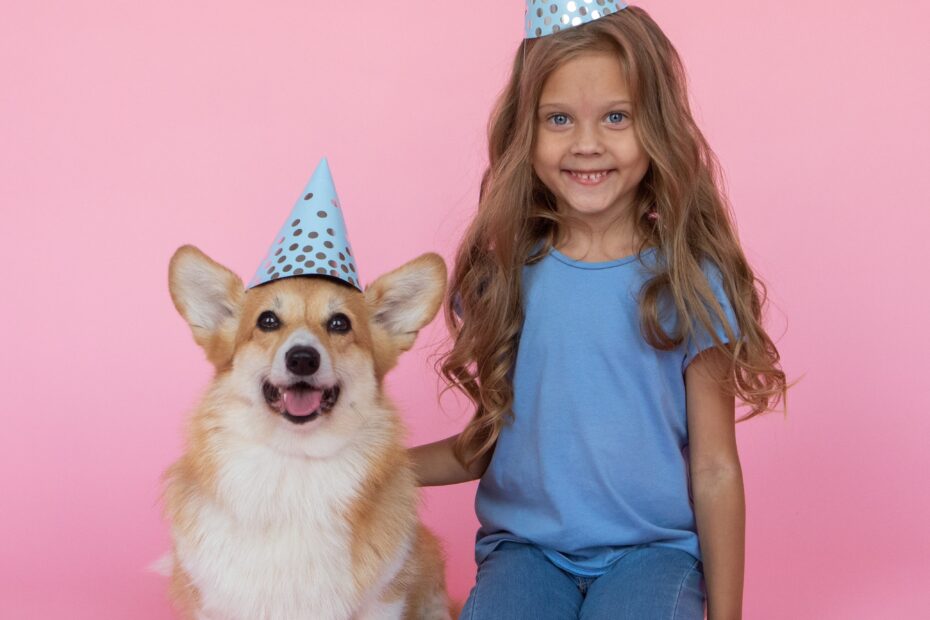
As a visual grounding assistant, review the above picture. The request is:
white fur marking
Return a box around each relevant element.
[148,552,172,576]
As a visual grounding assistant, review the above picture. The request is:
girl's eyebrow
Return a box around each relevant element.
[537,100,632,111]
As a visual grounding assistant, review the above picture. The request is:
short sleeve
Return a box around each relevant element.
[682,260,740,370]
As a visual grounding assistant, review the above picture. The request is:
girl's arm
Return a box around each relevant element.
[409,433,493,486]
[686,347,746,620]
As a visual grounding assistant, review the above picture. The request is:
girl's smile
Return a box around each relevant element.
[565,169,614,185]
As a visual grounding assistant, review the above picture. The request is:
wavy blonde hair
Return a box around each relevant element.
[442,6,788,468]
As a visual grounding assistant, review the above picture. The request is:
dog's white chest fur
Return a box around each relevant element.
[175,441,406,620]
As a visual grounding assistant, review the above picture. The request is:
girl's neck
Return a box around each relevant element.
[555,215,647,262]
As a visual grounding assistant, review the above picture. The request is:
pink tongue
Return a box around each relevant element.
[282,388,323,417]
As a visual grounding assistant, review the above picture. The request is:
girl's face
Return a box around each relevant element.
[533,51,650,232]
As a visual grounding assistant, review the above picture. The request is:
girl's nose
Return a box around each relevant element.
[569,122,604,155]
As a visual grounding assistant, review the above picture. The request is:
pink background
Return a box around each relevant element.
[2,1,928,618]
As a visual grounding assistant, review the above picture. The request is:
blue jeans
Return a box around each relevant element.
[460,542,706,619]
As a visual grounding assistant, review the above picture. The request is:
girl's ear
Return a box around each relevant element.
[364,253,447,354]
[168,245,244,368]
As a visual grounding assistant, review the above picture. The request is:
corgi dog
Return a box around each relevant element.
[163,245,451,620]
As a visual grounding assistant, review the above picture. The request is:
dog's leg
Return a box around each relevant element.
[405,587,453,620]
[354,596,407,620]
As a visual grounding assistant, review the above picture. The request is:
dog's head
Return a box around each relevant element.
[168,245,446,456]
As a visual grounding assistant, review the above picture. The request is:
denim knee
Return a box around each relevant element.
[460,542,583,620]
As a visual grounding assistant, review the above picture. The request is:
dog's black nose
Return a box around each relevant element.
[285,346,320,376]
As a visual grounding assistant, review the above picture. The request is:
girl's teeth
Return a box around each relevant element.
[573,171,607,181]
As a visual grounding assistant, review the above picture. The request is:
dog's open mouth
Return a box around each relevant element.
[262,380,341,425]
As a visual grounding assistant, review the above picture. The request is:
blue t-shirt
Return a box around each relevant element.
[474,246,739,577]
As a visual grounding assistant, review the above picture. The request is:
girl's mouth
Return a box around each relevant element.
[565,169,613,186]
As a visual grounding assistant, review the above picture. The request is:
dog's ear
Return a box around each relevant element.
[364,253,447,362]
[168,245,244,369]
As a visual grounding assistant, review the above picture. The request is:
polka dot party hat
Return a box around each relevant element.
[525,0,627,39]
[247,157,361,290]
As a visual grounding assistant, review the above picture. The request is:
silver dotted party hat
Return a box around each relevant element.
[525,0,627,39]
[248,158,361,290]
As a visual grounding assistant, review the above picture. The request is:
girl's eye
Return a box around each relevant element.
[257,311,280,331]
[327,313,351,333]
[548,113,570,126]
[606,111,628,124]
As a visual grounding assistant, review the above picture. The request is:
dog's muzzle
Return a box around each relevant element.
[262,380,341,425]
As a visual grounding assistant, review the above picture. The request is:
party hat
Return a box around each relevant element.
[525,0,627,39]
[248,158,361,290]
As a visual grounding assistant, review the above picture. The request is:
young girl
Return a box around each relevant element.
[412,3,786,619]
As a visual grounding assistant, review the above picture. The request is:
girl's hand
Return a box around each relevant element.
[409,434,492,486]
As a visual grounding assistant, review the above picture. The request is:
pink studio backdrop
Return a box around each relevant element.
[1,1,928,618]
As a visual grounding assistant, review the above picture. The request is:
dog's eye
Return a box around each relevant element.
[327,313,351,333]
[257,311,280,331]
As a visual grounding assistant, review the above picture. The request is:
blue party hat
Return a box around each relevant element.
[525,0,627,39]
[248,158,361,290]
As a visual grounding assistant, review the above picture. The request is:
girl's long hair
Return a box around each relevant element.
[442,6,788,468]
